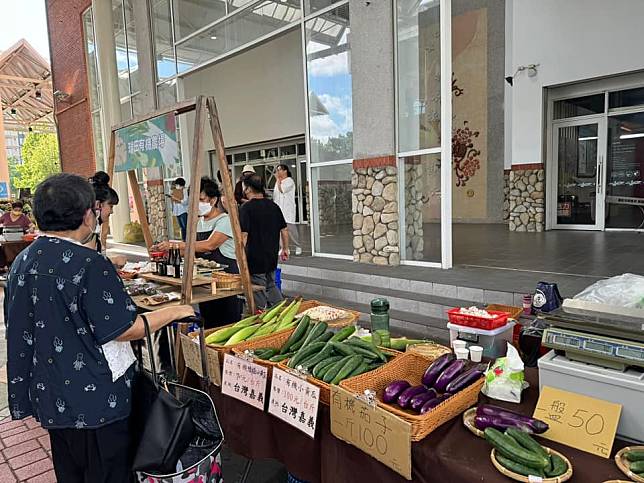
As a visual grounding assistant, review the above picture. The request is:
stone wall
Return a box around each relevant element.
[404,162,424,259]
[147,184,168,242]
[508,167,545,232]
[503,170,510,222]
[352,166,399,265]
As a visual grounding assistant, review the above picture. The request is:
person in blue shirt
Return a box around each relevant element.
[5,173,194,483]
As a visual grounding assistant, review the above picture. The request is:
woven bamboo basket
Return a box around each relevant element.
[211,272,242,292]
[462,407,484,437]
[486,304,523,320]
[491,447,573,482]
[614,446,644,483]
[232,329,296,375]
[180,330,221,384]
[295,300,360,328]
[191,324,295,356]
[408,342,451,359]
[340,351,483,441]
[277,347,400,406]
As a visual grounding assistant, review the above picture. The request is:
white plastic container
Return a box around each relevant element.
[454,347,469,360]
[469,346,484,362]
[447,321,516,359]
[452,340,467,351]
[538,350,644,443]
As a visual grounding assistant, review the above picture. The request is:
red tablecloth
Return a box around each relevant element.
[208,369,629,482]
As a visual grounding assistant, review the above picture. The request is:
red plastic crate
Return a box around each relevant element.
[446,308,510,330]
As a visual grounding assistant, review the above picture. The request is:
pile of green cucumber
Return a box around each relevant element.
[205,298,302,346]
[252,317,392,384]
[485,427,569,479]
[624,449,644,479]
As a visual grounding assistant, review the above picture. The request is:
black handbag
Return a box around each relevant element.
[131,315,195,475]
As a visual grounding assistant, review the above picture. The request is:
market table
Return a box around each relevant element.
[206,369,630,482]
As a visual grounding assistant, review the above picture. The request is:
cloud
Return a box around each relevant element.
[310,115,341,142]
[309,52,350,77]
[318,94,352,131]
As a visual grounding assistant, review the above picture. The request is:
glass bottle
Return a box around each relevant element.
[173,244,181,279]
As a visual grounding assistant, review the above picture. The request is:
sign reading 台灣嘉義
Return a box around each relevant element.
[114,112,180,172]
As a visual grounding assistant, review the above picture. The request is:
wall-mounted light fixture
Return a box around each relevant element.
[10,108,17,115]
[53,90,70,102]
[35,90,42,100]
[505,64,540,86]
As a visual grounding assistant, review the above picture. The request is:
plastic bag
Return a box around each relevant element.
[482,343,529,403]
[574,273,644,309]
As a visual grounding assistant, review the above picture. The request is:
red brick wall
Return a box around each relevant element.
[46,0,95,177]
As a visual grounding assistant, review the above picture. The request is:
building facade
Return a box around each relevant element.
[45,0,644,267]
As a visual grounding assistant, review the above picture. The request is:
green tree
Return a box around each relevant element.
[12,133,61,190]
[7,156,20,196]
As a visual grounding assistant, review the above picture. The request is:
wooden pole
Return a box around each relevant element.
[206,97,256,314]
[127,171,154,250]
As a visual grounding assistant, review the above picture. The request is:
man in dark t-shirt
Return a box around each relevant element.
[239,174,289,309]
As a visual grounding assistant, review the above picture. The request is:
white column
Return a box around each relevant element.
[0,92,10,197]
[92,0,130,242]
[440,0,452,268]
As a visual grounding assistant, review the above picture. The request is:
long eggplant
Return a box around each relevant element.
[420,394,450,414]
[382,380,411,404]
[474,415,534,433]
[409,389,438,412]
[422,353,455,387]
[434,359,467,392]
[476,404,549,434]
[397,385,427,409]
[445,365,485,393]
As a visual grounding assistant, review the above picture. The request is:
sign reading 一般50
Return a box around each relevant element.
[114,112,180,172]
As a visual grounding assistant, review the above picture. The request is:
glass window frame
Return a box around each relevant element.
[394,0,452,268]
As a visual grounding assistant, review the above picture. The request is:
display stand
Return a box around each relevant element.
[105,96,257,376]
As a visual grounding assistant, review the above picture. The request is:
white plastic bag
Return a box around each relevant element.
[574,273,644,309]
[482,343,529,403]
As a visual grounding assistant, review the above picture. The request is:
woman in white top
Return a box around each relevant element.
[273,164,301,255]
[169,177,188,241]
[154,177,241,327]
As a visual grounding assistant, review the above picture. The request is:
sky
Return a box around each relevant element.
[0,0,50,61]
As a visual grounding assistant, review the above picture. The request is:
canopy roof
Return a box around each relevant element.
[0,39,54,134]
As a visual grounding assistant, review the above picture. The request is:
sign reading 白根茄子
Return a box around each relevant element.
[114,112,180,172]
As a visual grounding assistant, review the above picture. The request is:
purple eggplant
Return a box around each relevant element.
[420,394,450,414]
[409,389,438,412]
[434,359,467,392]
[474,415,534,433]
[476,404,549,434]
[422,353,455,387]
[397,385,427,409]
[445,365,485,393]
[382,380,411,404]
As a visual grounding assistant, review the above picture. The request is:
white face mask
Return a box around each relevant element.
[198,202,212,216]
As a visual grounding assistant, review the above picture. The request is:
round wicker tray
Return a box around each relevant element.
[408,342,451,359]
[614,446,644,483]
[462,407,484,438]
[490,447,573,483]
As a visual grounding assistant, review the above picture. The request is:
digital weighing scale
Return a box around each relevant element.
[542,300,644,371]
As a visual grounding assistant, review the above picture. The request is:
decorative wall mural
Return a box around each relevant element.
[453,121,481,187]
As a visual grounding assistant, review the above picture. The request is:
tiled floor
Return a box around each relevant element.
[293,223,644,277]
[0,417,55,483]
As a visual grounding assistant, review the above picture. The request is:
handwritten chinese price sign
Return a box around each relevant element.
[330,386,411,480]
[533,386,621,458]
[221,354,268,410]
[268,368,320,438]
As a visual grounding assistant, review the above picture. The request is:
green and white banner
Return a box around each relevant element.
[114,112,180,172]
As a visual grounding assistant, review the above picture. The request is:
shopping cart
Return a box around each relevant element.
[134,316,225,483]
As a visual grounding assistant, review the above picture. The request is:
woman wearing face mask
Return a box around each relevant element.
[153,177,241,327]
[0,201,35,232]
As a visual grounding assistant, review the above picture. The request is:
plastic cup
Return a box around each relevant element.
[469,345,483,362]
[452,339,467,351]
[455,347,469,360]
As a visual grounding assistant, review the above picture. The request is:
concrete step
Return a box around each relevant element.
[280,263,522,307]
[281,288,451,345]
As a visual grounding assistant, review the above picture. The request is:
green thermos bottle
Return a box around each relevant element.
[370,298,391,347]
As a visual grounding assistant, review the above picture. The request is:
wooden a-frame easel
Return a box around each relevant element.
[105,95,256,312]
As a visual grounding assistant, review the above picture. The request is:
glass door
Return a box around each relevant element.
[552,119,606,229]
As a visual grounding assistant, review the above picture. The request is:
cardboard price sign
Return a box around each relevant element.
[221,354,268,410]
[330,385,412,480]
[533,386,622,458]
[268,368,320,438]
